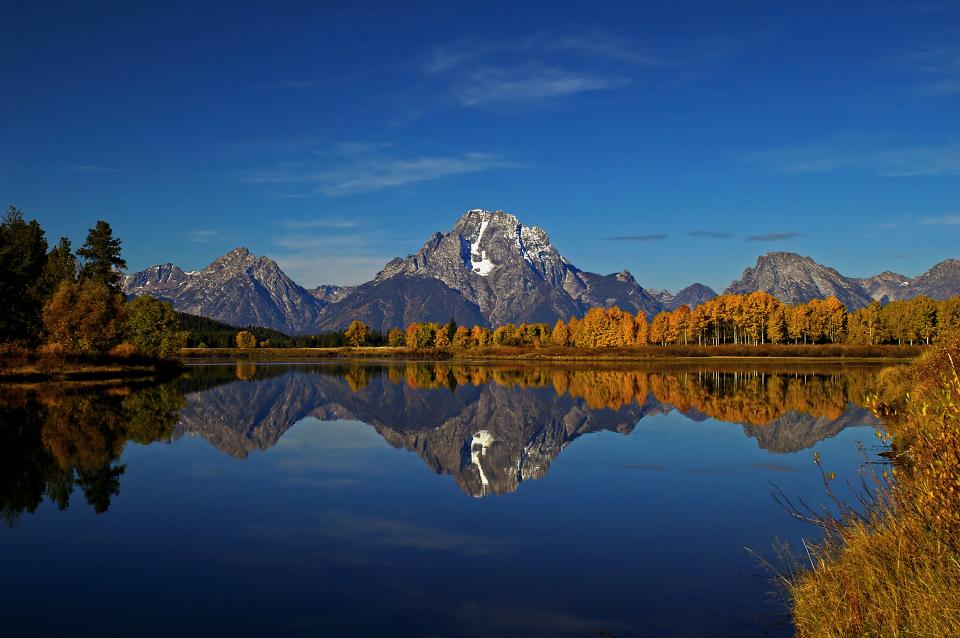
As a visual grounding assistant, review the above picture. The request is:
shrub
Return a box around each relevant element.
[235,330,257,349]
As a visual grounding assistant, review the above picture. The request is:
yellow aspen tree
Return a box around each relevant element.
[551,319,571,346]
[634,312,649,345]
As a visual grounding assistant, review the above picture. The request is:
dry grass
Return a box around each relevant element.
[786,333,960,637]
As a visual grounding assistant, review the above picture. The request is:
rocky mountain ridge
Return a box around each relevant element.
[124,209,960,333]
[124,247,328,334]
[725,252,874,309]
[314,210,666,331]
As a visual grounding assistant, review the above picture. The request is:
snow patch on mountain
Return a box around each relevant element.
[469,213,495,276]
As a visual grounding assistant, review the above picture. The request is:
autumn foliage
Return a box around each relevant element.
[386,293,960,351]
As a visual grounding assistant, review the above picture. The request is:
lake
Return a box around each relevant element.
[0,361,888,637]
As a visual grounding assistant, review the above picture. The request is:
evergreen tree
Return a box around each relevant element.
[0,206,49,342]
[77,220,126,291]
[38,237,77,299]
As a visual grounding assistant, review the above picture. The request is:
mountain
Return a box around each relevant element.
[309,284,354,304]
[652,283,718,310]
[858,271,912,303]
[725,252,873,309]
[125,213,960,334]
[124,248,327,334]
[316,209,664,331]
[312,274,488,332]
[123,262,194,297]
[856,260,960,304]
[900,259,960,301]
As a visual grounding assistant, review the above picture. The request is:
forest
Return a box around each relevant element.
[359,292,960,351]
[4,205,958,360]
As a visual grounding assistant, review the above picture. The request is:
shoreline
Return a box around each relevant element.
[0,357,184,385]
[176,344,921,364]
[177,345,925,363]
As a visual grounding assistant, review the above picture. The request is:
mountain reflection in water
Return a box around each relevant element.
[1,362,881,523]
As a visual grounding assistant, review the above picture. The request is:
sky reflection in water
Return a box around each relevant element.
[0,362,887,637]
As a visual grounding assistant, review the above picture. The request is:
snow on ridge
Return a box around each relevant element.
[470,212,496,276]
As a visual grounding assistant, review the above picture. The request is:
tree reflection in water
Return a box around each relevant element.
[0,384,184,526]
[0,362,886,518]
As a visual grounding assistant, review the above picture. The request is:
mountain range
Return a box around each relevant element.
[124,209,960,334]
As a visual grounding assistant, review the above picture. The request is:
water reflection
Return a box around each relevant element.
[0,363,882,521]
[0,384,183,526]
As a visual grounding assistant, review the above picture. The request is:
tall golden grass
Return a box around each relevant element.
[786,331,960,636]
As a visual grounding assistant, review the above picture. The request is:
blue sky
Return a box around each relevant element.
[2,0,958,292]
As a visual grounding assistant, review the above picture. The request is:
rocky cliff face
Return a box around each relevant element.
[725,252,873,309]
[124,248,327,334]
[316,209,664,331]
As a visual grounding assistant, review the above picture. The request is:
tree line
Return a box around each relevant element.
[0,206,186,358]
[341,292,960,350]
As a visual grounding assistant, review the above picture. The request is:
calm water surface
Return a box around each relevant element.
[0,362,887,637]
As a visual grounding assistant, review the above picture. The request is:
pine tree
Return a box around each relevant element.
[39,237,77,299]
[78,220,126,291]
[0,206,48,342]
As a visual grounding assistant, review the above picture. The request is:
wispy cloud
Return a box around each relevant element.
[63,165,120,173]
[186,229,218,243]
[687,230,734,239]
[422,29,725,107]
[748,232,805,241]
[456,65,628,106]
[602,234,668,241]
[744,141,960,177]
[281,217,360,230]
[423,31,719,75]
[896,43,960,97]
[318,152,521,196]
[920,213,960,225]
[245,147,523,196]
[920,78,960,97]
